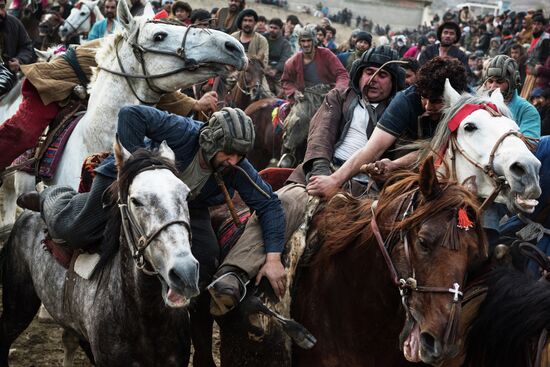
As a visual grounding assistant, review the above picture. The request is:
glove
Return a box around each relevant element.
[305,158,331,183]
[0,64,16,96]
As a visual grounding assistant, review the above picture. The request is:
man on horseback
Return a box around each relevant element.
[0,0,36,94]
[207,45,404,315]
[480,55,541,138]
[18,106,285,293]
[0,42,219,187]
[280,27,348,101]
[306,57,468,197]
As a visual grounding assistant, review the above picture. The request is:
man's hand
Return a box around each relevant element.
[362,158,398,181]
[255,252,287,299]
[306,174,340,197]
[8,59,20,73]
[193,91,218,113]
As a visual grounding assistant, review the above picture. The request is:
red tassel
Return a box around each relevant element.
[457,208,474,230]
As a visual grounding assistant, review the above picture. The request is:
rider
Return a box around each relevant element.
[231,9,268,68]
[306,56,469,197]
[0,42,218,187]
[0,0,36,94]
[87,0,118,41]
[480,55,541,138]
[207,45,404,316]
[214,0,245,34]
[18,106,285,293]
[280,27,349,101]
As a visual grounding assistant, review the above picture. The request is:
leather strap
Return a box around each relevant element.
[61,47,89,88]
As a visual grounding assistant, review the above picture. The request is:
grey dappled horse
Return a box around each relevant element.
[0,142,199,366]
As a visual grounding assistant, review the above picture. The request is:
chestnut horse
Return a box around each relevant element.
[225,57,270,110]
[215,158,488,366]
[291,157,488,366]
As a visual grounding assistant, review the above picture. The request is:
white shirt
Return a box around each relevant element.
[333,101,378,162]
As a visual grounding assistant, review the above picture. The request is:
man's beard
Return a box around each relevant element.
[0,14,5,28]
[440,39,454,47]
[533,29,544,38]
[105,13,115,19]
[242,26,253,35]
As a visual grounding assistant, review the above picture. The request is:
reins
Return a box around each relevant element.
[62,2,96,39]
[97,21,211,105]
[370,192,464,347]
[118,164,191,275]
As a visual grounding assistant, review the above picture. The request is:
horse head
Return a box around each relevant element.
[93,0,247,102]
[237,57,267,101]
[39,12,62,38]
[113,138,199,308]
[433,80,541,214]
[58,0,103,41]
[375,156,487,365]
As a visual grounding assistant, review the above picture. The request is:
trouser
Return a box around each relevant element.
[218,183,309,278]
[0,79,60,170]
[189,207,221,289]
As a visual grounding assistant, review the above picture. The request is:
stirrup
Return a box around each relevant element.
[207,272,249,315]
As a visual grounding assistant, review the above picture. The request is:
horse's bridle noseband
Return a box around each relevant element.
[118,165,191,276]
[370,192,464,348]
[98,21,215,104]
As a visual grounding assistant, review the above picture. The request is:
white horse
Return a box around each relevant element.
[58,0,103,42]
[0,0,246,236]
[437,80,541,214]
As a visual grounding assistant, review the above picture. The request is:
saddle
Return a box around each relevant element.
[12,98,86,180]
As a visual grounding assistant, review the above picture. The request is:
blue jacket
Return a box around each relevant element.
[87,19,118,41]
[507,90,541,139]
[97,105,286,253]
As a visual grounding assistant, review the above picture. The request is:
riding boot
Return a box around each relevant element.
[16,191,41,212]
[207,265,249,316]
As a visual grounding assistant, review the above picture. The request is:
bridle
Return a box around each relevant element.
[97,20,215,104]
[61,2,96,39]
[370,191,465,349]
[445,103,530,211]
[118,165,192,276]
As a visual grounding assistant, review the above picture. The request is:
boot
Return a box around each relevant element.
[17,191,40,212]
[207,266,248,316]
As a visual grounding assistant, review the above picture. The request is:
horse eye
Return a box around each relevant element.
[130,197,144,207]
[153,32,168,42]
[417,238,430,253]
[464,123,477,132]
[80,11,86,15]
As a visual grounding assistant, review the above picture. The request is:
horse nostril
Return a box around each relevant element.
[510,162,526,177]
[420,332,441,358]
[168,268,185,286]
[224,41,239,54]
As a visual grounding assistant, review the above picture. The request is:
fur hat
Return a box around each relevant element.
[236,9,258,29]
[437,21,461,42]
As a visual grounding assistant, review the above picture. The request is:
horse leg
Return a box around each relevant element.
[189,292,216,367]
[0,173,17,241]
[0,241,41,365]
[62,329,80,367]
[78,339,95,365]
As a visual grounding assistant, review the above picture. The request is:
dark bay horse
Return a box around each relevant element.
[37,12,63,50]
[291,157,488,366]
[0,143,199,366]
[225,57,270,110]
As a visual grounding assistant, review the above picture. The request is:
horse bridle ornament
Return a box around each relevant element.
[118,165,192,275]
[62,2,96,39]
[98,21,213,104]
[370,193,464,348]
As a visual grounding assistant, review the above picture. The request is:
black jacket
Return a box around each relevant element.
[0,14,37,65]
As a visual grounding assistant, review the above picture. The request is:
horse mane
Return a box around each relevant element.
[90,32,124,85]
[464,267,550,367]
[419,93,513,162]
[96,149,179,270]
[316,167,486,265]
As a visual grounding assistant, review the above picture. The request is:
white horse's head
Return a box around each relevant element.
[58,0,103,42]
[93,0,246,100]
[114,138,199,308]
[436,80,541,214]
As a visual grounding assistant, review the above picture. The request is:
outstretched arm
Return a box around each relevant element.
[306,127,397,196]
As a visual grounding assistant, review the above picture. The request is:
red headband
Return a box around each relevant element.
[154,9,169,20]
[447,102,499,132]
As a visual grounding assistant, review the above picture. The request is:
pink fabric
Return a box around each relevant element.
[281,47,350,98]
[403,45,418,58]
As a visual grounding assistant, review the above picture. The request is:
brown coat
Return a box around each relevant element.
[21,39,196,114]
[231,31,269,68]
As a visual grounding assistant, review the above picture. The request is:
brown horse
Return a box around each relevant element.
[224,57,270,110]
[214,158,488,366]
[291,157,488,366]
[37,12,63,50]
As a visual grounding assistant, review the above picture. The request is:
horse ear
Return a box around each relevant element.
[142,2,155,19]
[114,134,132,169]
[158,140,176,162]
[117,0,134,31]
[419,156,441,201]
[443,78,461,107]
[490,88,505,106]
[34,48,51,62]
[461,175,478,196]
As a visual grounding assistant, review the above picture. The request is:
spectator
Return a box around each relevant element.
[400,57,419,87]
[324,25,337,52]
[339,31,372,72]
[315,26,325,47]
[522,14,549,98]
[88,0,118,41]
[510,43,528,85]
[172,1,192,25]
[419,21,468,69]
[215,0,245,34]
[534,88,550,136]
[255,15,267,34]
[190,8,211,28]
[265,18,292,81]
[231,9,268,68]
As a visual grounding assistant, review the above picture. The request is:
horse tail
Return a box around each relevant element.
[464,267,550,367]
